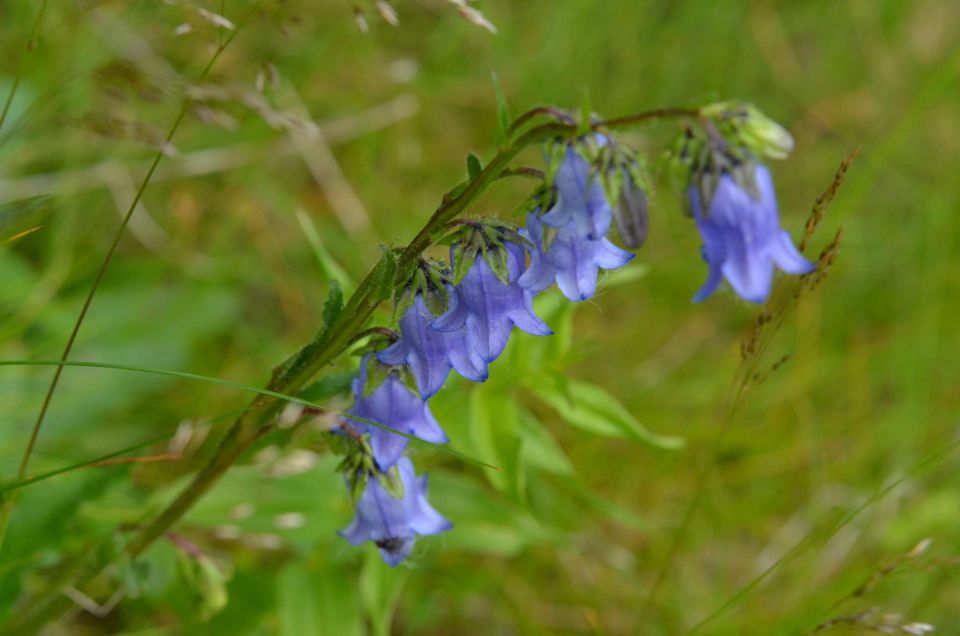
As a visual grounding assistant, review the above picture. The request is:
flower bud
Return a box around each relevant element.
[702,101,794,160]
[614,170,649,250]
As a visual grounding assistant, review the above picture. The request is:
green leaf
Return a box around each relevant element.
[279,562,364,636]
[375,464,405,500]
[321,280,343,332]
[428,468,562,558]
[176,551,229,621]
[482,246,511,285]
[466,152,483,181]
[278,566,321,636]
[492,72,510,146]
[294,208,357,296]
[504,292,573,377]
[600,262,649,289]
[526,375,685,450]
[519,410,574,476]
[468,383,524,500]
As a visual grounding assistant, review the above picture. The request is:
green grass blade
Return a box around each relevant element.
[0,434,170,495]
[687,438,960,634]
[0,359,498,470]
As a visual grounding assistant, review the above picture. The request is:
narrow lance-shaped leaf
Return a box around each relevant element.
[466,152,483,181]
[526,374,685,450]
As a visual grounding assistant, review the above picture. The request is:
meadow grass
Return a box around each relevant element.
[1,1,958,633]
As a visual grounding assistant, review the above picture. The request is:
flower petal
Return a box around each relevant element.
[769,230,816,275]
[409,475,454,535]
[407,404,447,443]
[722,238,774,303]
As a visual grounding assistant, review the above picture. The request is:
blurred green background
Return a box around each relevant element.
[1,1,959,634]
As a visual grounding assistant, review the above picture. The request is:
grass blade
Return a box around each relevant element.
[0,359,498,470]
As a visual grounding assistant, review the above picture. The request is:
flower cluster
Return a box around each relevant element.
[335,105,814,565]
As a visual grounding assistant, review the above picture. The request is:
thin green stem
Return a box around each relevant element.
[639,153,858,626]
[508,105,576,134]
[0,0,261,556]
[0,359,496,469]
[600,106,701,130]
[0,75,22,134]
[0,434,171,495]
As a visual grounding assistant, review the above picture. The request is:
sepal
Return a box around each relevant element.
[442,219,530,285]
[375,463,406,500]
[669,126,755,217]
[393,258,452,320]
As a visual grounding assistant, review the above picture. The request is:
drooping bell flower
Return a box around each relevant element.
[518,212,633,302]
[378,290,488,399]
[339,457,452,566]
[540,136,612,240]
[689,162,815,303]
[343,354,447,470]
[435,237,551,363]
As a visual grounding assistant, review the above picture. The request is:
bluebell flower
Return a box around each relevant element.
[434,241,551,363]
[343,354,447,470]
[540,138,612,240]
[339,456,452,566]
[518,212,634,301]
[378,290,488,398]
[689,163,815,303]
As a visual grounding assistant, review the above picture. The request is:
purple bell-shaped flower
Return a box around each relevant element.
[435,241,551,363]
[540,138,613,240]
[343,354,447,470]
[339,457,452,566]
[689,163,815,303]
[518,212,633,302]
[377,290,489,399]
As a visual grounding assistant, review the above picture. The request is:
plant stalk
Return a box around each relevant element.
[7,106,698,631]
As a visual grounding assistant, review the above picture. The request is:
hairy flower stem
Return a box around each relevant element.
[7,106,698,631]
[126,121,573,559]
[126,107,701,558]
